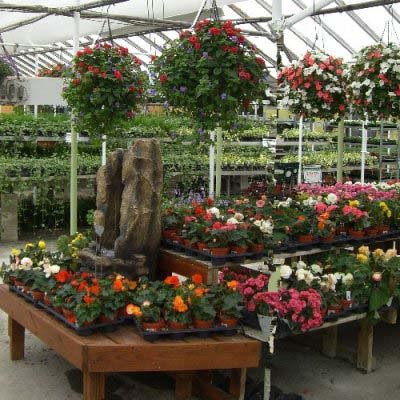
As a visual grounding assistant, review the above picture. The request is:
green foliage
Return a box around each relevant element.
[0,59,12,82]
[63,44,147,136]
[153,19,268,131]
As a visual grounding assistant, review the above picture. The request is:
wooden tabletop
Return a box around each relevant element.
[0,285,260,373]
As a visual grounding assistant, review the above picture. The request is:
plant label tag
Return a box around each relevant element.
[346,291,352,301]
[240,261,269,273]
[273,257,285,265]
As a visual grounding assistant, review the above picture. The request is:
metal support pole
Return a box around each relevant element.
[361,121,368,184]
[215,127,223,197]
[33,55,39,118]
[297,116,303,185]
[337,118,345,183]
[397,124,400,180]
[209,131,215,198]
[70,1,80,235]
[101,135,107,166]
[379,120,383,182]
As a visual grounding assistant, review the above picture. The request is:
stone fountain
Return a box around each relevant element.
[78,139,163,278]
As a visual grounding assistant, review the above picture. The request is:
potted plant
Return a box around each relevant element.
[204,222,232,256]
[228,225,250,255]
[253,291,278,336]
[140,301,163,331]
[214,281,243,328]
[290,214,315,243]
[74,295,102,327]
[0,59,12,87]
[164,295,192,330]
[190,288,216,329]
[342,201,370,237]
[98,277,126,323]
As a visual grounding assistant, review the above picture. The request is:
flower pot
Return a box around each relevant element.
[31,290,44,302]
[250,244,264,254]
[167,321,188,331]
[376,225,390,234]
[348,229,365,239]
[340,299,353,310]
[257,314,273,336]
[14,280,24,288]
[336,227,347,236]
[43,295,52,307]
[366,227,378,237]
[142,320,164,332]
[320,234,335,243]
[327,304,342,315]
[197,242,209,252]
[54,306,63,314]
[183,239,194,249]
[230,246,248,255]
[162,229,177,240]
[98,313,119,324]
[193,319,214,329]
[298,234,314,243]
[118,307,129,318]
[8,276,16,286]
[62,308,75,320]
[210,247,230,257]
[220,315,239,328]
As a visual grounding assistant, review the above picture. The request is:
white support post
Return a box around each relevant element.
[361,121,368,184]
[33,55,39,118]
[297,116,303,185]
[209,131,215,199]
[101,135,107,166]
[70,0,80,235]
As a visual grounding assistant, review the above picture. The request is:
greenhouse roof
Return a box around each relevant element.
[1,0,400,77]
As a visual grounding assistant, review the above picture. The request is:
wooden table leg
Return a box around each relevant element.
[175,371,194,400]
[322,325,338,358]
[83,370,105,400]
[229,368,246,400]
[8,316,25,361]
[357,319,374,373]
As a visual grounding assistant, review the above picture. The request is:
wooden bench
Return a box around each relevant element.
[0,285,261,400]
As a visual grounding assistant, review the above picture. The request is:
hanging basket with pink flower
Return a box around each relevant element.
[345,43,400,120]
[63,43,147,136]
[152,19,268,133]
[278,50,347,120]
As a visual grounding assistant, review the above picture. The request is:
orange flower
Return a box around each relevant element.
[297,215,306,222]
[192,274,203,285]
[164,276,180,287]
[113,279,125,292]
[194,287,206,298]
[77,281,88,293]
[173,295,188,313]
[126,280,137,290]
[320,212,330,220]
[227,280,238,291]
[83,295,94,305]
[55,270,71,283]
[317,220,325,230]
[90,284,101,296]
[126,304,143,317]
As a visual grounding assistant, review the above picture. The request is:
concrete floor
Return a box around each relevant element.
[1,240,399,400]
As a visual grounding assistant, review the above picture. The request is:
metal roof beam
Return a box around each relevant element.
[291,0,355,55]
[333,0,383,43]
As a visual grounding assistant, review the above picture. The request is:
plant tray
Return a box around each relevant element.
[162,239,263,266]
[9,285,126,336]
[133,320,238,342]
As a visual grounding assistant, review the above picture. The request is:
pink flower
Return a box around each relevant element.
[256,199,265,208]
[314,202,327,214]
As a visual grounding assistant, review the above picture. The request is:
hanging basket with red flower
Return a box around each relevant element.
[38,63,67,77]
[152,19,268,131]
[63,43,147,136]
[345,43,400,120]
[278,50,347,120]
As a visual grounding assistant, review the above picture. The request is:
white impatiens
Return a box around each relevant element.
[280,265,293,280]
[254,219,274,235]
[326,193,338,205]
[43,264,61,278]
[207,207,221,219]
[20,257,33,270]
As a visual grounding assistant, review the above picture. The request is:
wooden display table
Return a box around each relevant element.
[0,285,261,400]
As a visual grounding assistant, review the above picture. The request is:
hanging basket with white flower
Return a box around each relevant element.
[278,50,347,120]
[345,43,400,120]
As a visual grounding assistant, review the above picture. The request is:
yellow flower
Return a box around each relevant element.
[24,243,33,251]
[386,210,392,218]
[358,245,370,257]
[357,253,368,263]
[384,249,397,261]
[349,200,360,207]
[188,284,195,290]
[38,240,46,249]
[11,248,21,257]
[373,249,385,258]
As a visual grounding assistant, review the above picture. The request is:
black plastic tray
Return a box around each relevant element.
[133,319,238,342]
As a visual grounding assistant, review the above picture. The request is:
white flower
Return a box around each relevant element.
[280,265,293,280]
[303,197,317,207]
[43,264,60,278]
[260,220,274,235]
[296,268,306,281]
[324,273,337,291]
[296,260,307,270]
[226,217,239,225]
[234,213,244,222]
[326,193,338,205]
[208,207,220,218]
[334,272,342,281]
[20,257,33,270]
[310,264,322,274]
[343,273,354,287]
[304,271,315,285]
